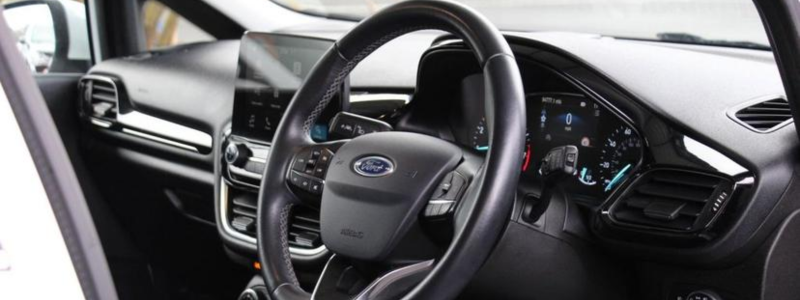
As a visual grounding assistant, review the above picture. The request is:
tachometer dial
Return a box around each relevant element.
[598,125,642,192]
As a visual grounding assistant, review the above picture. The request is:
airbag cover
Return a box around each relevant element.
[321,131,462,261]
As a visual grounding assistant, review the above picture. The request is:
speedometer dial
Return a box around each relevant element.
[598,125,642,192]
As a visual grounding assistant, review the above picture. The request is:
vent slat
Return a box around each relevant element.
[736,114,791,120]
[649,173,720,189]
[733,98,792,132]
[635,183,714,203]
[232,207,256,218]
[91,93,117,103]
[232,197,257,209]
[293,215,320,224]
[92,84,116,93]
[290,223,320,234]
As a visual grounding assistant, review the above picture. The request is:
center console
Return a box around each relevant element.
[217,33,346,282]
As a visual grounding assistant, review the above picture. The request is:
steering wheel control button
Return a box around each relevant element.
[288,146,338,197]
[290,171,311,189]
[433,172,467,201]
[319,150,332,164]
[309,179,324,195]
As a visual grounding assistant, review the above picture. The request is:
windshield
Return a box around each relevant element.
[271,0,770,49]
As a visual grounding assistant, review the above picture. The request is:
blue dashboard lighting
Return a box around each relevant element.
[605,164,632,192]
[476,145,489,152]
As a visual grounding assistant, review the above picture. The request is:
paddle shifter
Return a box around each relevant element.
[523,145,579,222]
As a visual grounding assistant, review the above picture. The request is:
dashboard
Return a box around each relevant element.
[76,28,800,300]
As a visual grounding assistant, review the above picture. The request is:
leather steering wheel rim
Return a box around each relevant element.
[256,1,526,299]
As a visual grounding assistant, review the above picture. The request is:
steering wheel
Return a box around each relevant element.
[256,1,525,299]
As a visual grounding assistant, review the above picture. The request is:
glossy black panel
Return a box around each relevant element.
[232,33,334,142]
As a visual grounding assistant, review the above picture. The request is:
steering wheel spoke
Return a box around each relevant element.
[311,255,434,300]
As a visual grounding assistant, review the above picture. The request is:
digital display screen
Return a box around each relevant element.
[232,33,334,141]
[465,90,643,199]
[521,93,642,197]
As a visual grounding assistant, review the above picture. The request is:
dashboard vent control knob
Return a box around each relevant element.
[225,143,250,166]
[238,289,260,300]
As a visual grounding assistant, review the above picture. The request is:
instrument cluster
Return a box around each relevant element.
[468,92,644,200]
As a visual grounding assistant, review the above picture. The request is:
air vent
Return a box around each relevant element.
[731,97,793,133]
[227,194,322,250]
[610,169,733,232]
[229,194,257,237]
[80,76,119,119]
[288,206,322,250]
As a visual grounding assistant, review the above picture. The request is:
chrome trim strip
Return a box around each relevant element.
[90,117,112,128]
[350,93,411,104]
[122,128,198,152]
[682,136,749,176]
[118,111,212,149]
[228,165,262,180]
[248,156,267,164]
[82,74,213,152]
[428,200,455,205]
[219,180,327,256]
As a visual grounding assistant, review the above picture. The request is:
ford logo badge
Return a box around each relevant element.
[353,156,394,177]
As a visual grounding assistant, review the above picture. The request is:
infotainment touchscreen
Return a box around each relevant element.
[231,32,336,141]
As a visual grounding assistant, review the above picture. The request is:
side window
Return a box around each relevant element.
[141,1,214,50]
[2,0,91,74]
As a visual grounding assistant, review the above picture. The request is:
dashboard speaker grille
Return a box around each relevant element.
[610,169,733,232]
[732,98,792,133]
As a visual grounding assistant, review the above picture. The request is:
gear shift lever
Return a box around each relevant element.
[523,145,579,222]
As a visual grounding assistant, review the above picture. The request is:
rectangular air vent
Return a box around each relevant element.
[731,97,793,133]
[80,76,119,119]
[229,194,257,237]
[227,194,322,250]
[288,206,322,250]
[610,169,733,232]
